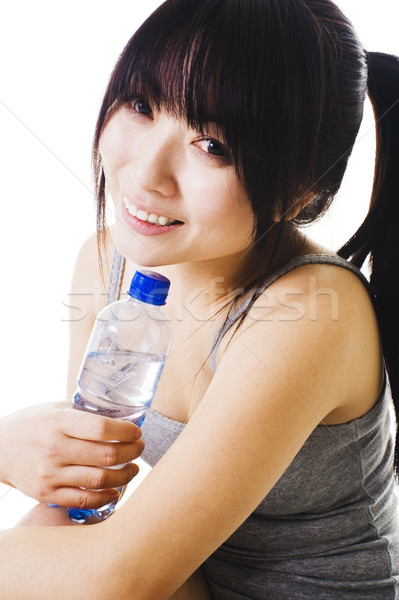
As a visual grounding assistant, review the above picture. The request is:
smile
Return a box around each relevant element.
[123,196,180,227]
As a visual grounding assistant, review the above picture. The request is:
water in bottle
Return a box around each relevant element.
[56,269,172,523]
[74,350,167,424]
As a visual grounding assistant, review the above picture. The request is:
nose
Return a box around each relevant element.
[129,119,180,197]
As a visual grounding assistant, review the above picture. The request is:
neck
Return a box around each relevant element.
[127,227,313,323]
[158,252,250,322]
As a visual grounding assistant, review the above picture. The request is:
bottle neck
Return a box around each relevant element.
[128,295,161,309]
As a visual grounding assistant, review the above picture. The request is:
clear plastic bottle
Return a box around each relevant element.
[62,269,172,523]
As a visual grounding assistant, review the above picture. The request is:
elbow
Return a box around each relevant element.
[82,523,177,600]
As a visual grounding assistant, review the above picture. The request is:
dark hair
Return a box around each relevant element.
[93,0,366,263]
[339,52,399,478]
[92,1,399,474]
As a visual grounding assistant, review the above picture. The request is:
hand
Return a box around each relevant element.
[0,402,144,509]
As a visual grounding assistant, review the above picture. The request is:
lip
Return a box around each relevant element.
[122,201,184,236]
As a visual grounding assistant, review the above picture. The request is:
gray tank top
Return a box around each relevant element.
[109,251,399,599]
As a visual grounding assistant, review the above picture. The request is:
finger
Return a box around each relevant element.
[49,486,123,510]
[61,408,142,442]
[53,462,139,491]
[54,438,145,468]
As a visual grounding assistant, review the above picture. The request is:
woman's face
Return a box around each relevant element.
[99,99,254,270]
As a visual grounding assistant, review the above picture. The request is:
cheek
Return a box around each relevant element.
[200,173,253,226]
[191,178,254,250]
[99,117,130,172]
[219,181,254,242]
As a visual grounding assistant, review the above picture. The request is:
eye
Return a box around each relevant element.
[204,139,225,156]
[195,138,231,162]
[131,98,153,116]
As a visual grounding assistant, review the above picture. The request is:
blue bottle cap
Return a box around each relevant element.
[128,270,171,306]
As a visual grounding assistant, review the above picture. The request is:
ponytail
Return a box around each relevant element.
[338,52,399,478]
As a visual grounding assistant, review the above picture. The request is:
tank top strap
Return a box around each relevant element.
[258,253,371,294]
[106,248,126,304]
[210,254,372,373]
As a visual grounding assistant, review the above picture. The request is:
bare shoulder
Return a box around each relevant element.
[72,231,109,290]
[249,258,378,339]
[270,258,375,322]
[219,258,383,424]
[66,231,115,396]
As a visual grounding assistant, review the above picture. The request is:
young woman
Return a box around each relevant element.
[0,0,398,598]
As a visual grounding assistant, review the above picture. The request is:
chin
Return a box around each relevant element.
[114,239,164,268]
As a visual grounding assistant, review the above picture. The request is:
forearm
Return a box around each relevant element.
[0,523,211,600]
[17,508,212,598]
[0,524,105,600]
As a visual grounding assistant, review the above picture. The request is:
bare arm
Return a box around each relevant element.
[9,234,211,600]
[0,265,364,599]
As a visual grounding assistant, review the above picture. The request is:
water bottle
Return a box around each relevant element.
[63,269,172,523]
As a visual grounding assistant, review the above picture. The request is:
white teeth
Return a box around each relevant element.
[123,196,177,227]
[137,209,149,221]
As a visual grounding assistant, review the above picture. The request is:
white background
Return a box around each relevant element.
[0,1,398,527]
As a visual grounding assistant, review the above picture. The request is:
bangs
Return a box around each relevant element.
[99,0,264,169]
[95,0,367,248]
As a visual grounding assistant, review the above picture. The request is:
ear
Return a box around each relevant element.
[274,191,315,222]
